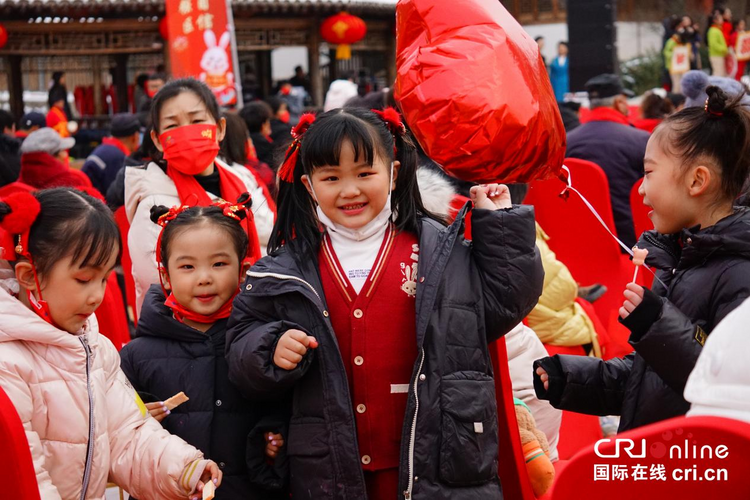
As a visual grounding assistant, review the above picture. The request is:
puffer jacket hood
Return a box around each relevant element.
[0,281,207,499]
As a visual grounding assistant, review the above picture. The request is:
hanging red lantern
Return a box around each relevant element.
[320,12,367,60]
[0,23,8,49]
[159,17,169,40]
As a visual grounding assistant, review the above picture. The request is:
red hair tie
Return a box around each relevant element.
[278,113,316,183]
[156,204,191,227]
[704,98,724,117]
[372,107,406,154]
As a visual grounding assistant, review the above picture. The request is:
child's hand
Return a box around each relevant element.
[535,367,549,391]
[273,329,319,370]
[189,460,222,500]
[470,183,512,210]
[619,283,645,319]
[265,432,285,459]
[145,401,170,422]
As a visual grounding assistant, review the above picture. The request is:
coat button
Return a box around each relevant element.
[219,462,226,468]
[353,309,364,319]
[419,277,425,283]
[246,284,253,291]
[361,455,371,465]
[357,404,367,414]
[686,237,693,245]
[215,400,222,407]
[419,374,426,381]
[354,356,364,366]
[323,310,329,317]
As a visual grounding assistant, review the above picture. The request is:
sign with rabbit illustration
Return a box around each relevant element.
[165,0,239,106]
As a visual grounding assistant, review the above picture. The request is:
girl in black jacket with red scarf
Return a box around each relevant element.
[535,86,750,432]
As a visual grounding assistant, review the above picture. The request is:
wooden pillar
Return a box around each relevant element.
[387,20,397,87]
[308,17,323,107]
[6,56,24,120]
[329,48,339,82]
[258,50,271,99]
[92,56,103,116]
[114,54,129,113]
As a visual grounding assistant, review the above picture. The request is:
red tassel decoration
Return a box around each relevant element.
[278,113,317,183]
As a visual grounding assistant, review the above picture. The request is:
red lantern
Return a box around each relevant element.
[159,17,169,40]
[0,23,8,49]
[320,12,367,60]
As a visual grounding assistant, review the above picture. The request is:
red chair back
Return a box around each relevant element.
[490,338,536,500]
[114,207,138,325]
[550,416,750,499]
[524,158,633,352]
[0,386,41,500]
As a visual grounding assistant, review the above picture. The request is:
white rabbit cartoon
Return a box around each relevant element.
[199,29,235,95]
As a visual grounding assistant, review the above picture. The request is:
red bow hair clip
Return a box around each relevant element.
[372,107,406,154]
[278,113,317,183]
[212,198,249,221]
[156,204,191,227]
[0,192,42,260]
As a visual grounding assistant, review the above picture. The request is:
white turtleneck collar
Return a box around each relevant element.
[307,163,394,293]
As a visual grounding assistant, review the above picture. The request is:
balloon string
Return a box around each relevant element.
[560,166,668,289]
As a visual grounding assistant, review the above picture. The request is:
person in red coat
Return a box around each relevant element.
[18,128,92,190]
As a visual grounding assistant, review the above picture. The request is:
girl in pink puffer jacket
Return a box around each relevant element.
[0,187,222,500]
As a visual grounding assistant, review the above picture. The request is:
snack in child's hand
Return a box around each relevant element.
[164,391,189,411]
[202,480,216,500]
[632,247,649,266]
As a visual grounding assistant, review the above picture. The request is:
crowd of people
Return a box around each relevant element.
[662,5,750,93]
[1,16,750,497]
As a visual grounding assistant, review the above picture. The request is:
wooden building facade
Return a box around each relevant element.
[0,0,397,120]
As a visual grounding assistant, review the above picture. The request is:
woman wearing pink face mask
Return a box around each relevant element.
[125,78,275,315]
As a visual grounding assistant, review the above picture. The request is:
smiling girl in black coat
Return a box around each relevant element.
[535,86,750,432]
[225,108,544,500]
[120,198,284,499]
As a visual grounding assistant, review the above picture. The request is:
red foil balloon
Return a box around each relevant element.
[395,0,565,183]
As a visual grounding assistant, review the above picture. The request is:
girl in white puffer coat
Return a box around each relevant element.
[0,187,222,500]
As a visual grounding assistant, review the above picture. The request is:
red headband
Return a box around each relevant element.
[278,113,317,183]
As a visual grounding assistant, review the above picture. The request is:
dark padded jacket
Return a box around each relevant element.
[226,204,544,500]
[120,285,272,499]
[534,208,750,432]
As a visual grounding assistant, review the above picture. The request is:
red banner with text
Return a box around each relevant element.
[165,0,238,106]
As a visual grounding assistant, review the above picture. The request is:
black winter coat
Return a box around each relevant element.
[120,285,269,499]
[226,205,544,500]
[534,208,750,432]
[0,133,21,187]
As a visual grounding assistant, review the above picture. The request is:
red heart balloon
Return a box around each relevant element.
[395,0,565,183]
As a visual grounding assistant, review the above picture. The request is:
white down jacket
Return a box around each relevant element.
[0,284,208,499]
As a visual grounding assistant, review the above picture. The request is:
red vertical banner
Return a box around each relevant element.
[165,0,240,106]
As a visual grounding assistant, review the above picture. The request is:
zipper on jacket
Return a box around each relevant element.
[246,271,323,303]
[79,335,95,500]
[404,348,425,500]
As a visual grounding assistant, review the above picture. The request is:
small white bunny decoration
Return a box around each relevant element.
[199,28,236,104]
